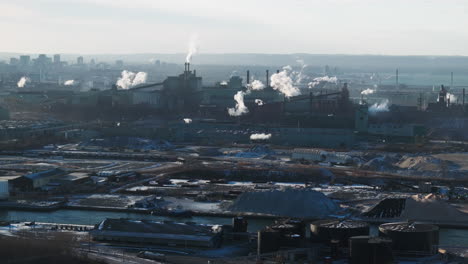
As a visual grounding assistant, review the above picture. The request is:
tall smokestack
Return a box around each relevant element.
[396,69,399,89]
[463,88,465,107]
[184,63,187,72]
[276,69,280,74]
[187,62,190,72]
[247,70,250,84]
[451,72,454,90]
[266,70,269,87]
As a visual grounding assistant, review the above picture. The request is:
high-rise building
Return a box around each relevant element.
[77,56,84,65]
[53,54,61,64]
[9,58,19,65]
[19,55,30,66]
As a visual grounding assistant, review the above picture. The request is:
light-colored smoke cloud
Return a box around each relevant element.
[270,66,301,97]
[361,88,375,95]
[369,99,390,114]
[228,78,266,116]
[250,133,272,140]
[308,76,338,88]
[186,34,199,63]
[447,93,457,103]
[255,99,264,106]
[294,59,308,85]
[183,118,192,124]
[228,90,249,116]
[249,80,265,90]
[116,70,148,89]
[17,76,30,88]
[64,80,75,86]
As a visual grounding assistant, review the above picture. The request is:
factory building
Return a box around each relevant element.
[162,62,202,112]
[283,83,351,114]
[368,123,426,142]
[173,121,355,148]
[91,218,222,248]
[11,168,66,191]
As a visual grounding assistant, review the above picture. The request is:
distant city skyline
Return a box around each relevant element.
[1,0,468,56]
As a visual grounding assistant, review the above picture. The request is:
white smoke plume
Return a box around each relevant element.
[447,93,457,103]
[116,70,148,89]
[294,59,308,85]
[255,99,264,106]
[250,133,272,140]
[64,80,75,86]
[270,66,301,97]
[249,80,265,90]
[361,88,375,95]
[308,76,338,88]
[186,34,199,63]
[183,118,192,124]
[369,99,390,114]
[17,76,30,88]
[228,90,249,116]
[228,78,266,116]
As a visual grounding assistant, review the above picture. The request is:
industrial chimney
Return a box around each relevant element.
[266,70,269,87]
[395,69,399,89]
[247,70,250,84]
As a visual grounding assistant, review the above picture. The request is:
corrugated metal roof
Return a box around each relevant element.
[24,168,65,180]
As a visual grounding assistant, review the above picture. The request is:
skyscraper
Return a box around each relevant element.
[53,54,61,64]
[77,56,84,65]
[19,55,30,66]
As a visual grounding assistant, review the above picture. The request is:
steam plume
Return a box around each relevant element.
[250,133,272,140]
[369,99,390,114]
[186,34,199,63]
[294,59,308,85]
[183,118,192,124]
[361,88,375,95]
[64,80,75,86]
[308,76,338,88]
[270,66,301,97]
[447,93,457,103]
[255,99,264,106]
[249,80,265,90]
[17,76,30,88]
[116,70,147,89]
[228,90,249,116]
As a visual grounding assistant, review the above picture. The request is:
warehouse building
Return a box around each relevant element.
[11,168,66,191]
[91,218,222,248]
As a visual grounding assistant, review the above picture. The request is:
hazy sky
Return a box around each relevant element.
[1,0,468,55]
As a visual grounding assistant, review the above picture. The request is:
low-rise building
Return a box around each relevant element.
[91,218,222,248]
[11,168,66,190]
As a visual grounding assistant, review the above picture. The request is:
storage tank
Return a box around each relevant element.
[349,236,393,264]
[310,219,369,246]
[378,222,439,255]
[0,180,8,200]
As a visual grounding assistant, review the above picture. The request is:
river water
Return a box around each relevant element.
[0,209,467,247]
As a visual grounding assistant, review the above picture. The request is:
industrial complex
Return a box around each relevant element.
[0,52,467,264]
